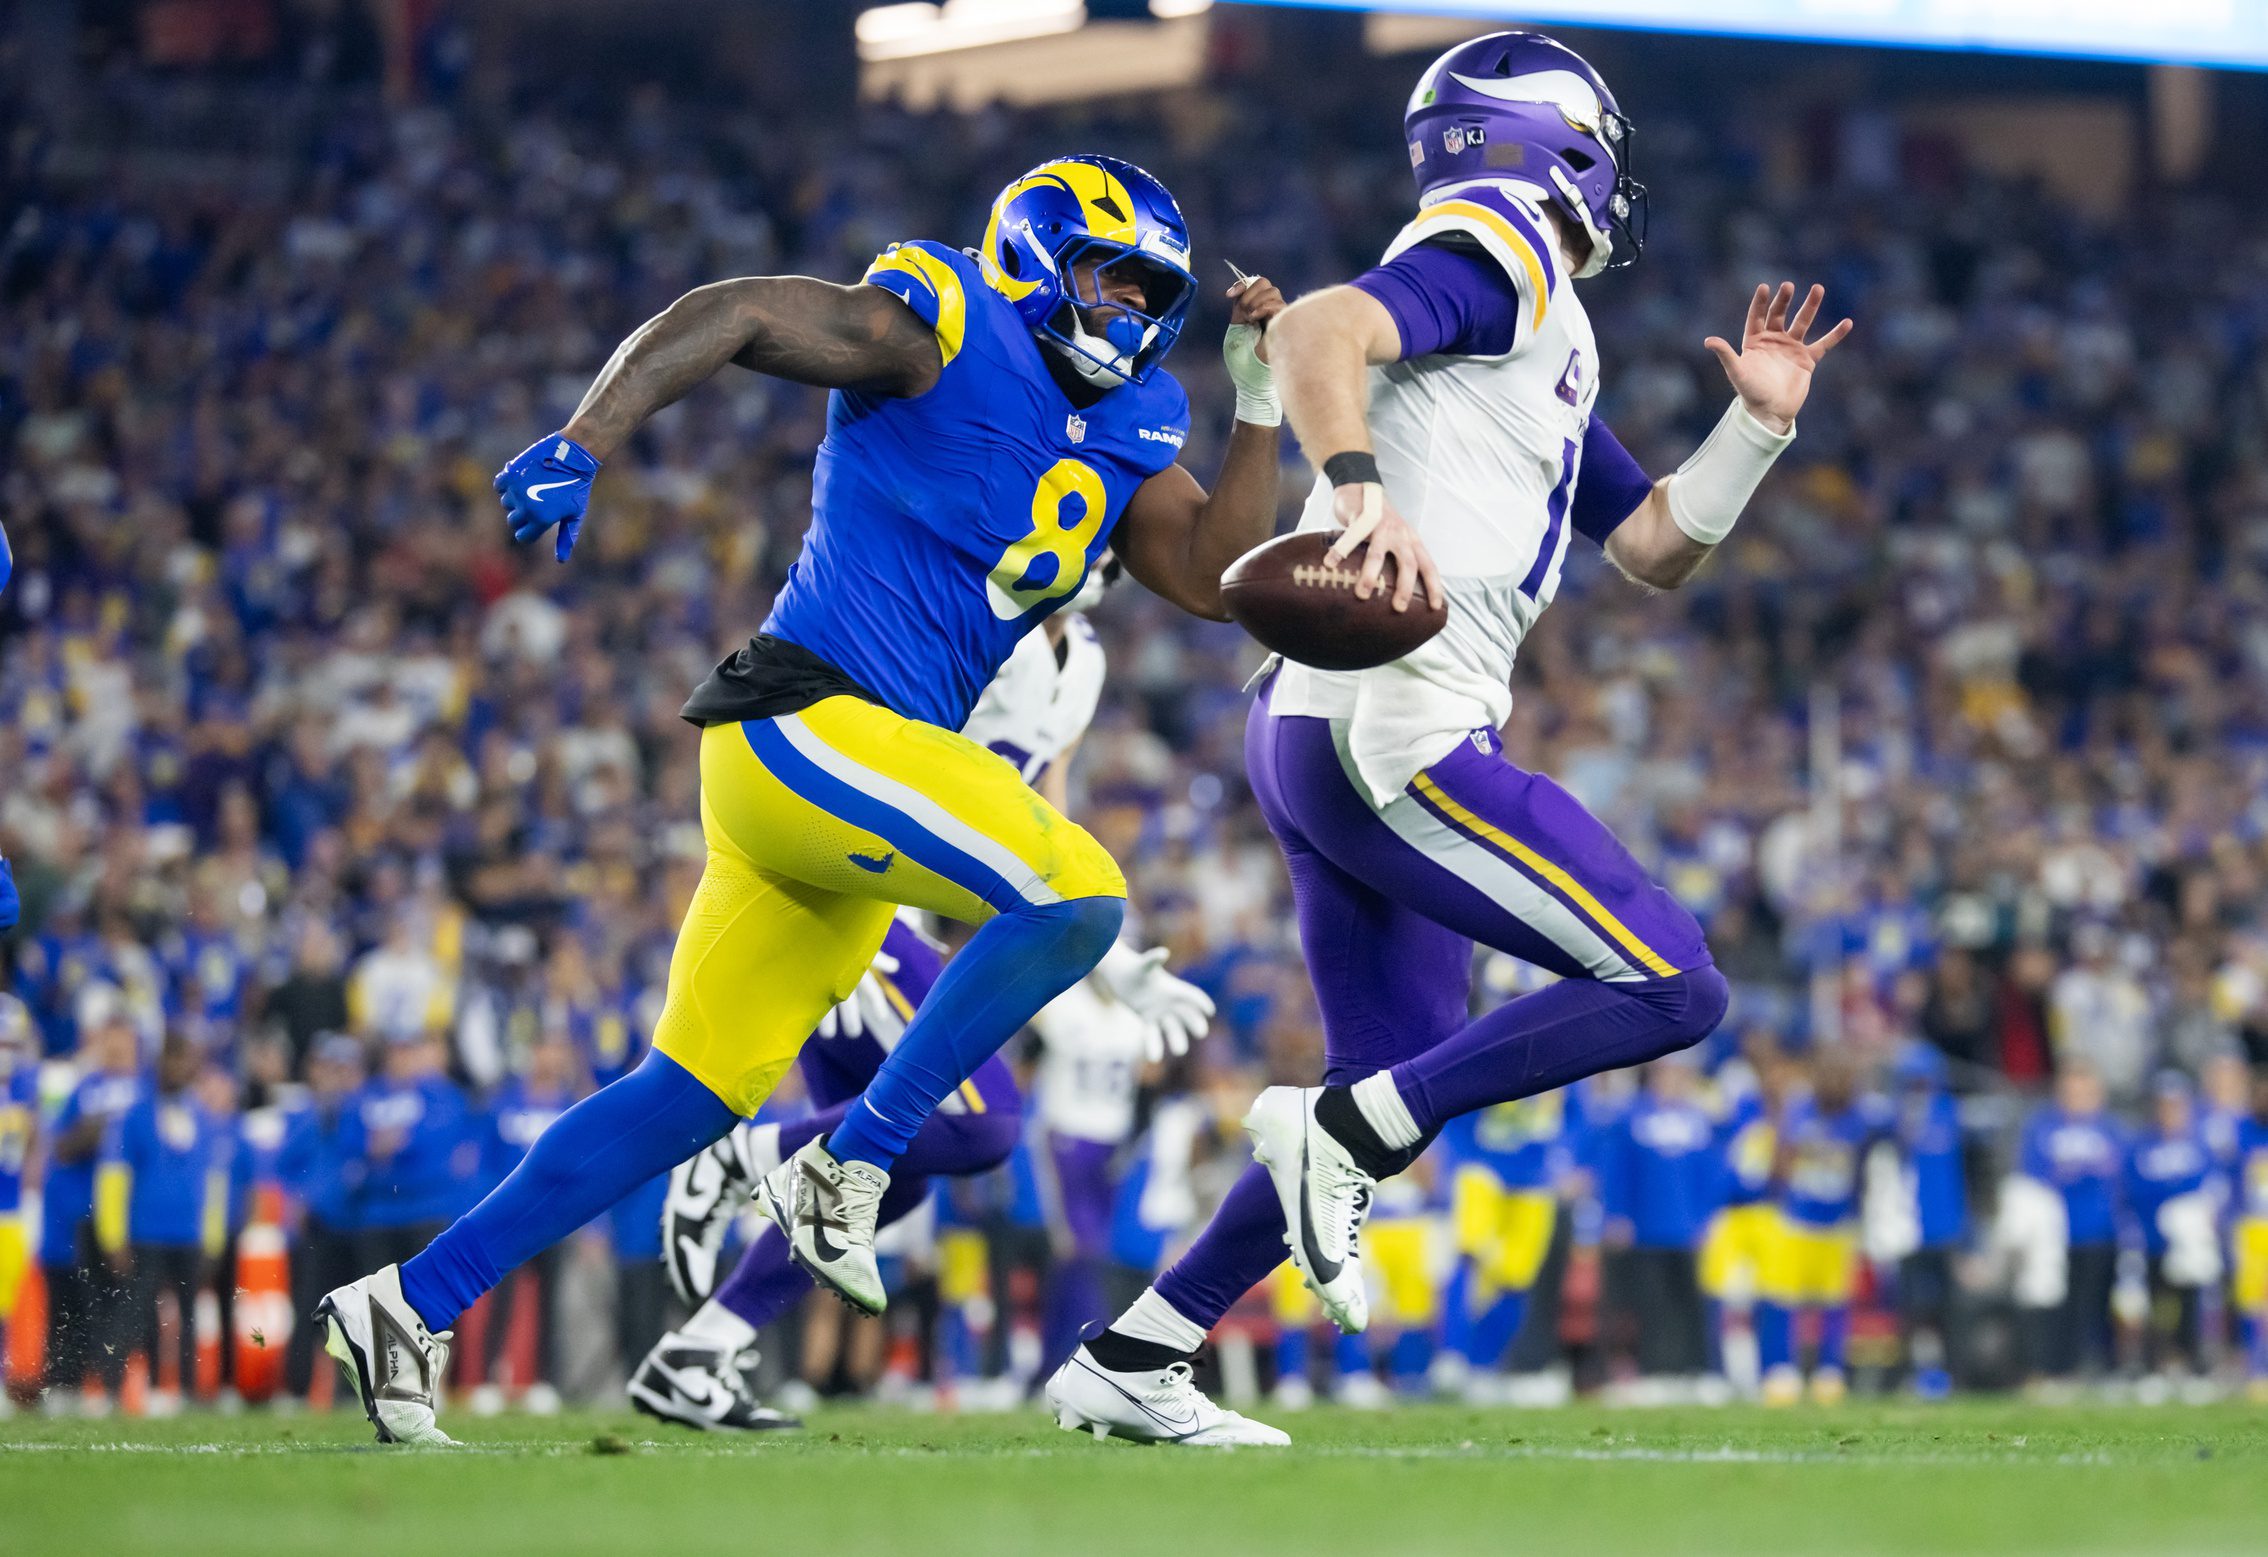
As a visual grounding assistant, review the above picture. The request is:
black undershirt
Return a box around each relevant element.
[679,634,885,727]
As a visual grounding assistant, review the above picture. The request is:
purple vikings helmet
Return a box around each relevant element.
[1404,31,1646,278]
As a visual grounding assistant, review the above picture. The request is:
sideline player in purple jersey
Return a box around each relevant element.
[1048,30,1852,1445]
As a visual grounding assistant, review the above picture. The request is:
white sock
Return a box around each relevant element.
[1351,1072,1421,1152]
[1114,1286,1207,1354]
[733,1121,783,1180]
[679,1299,758,1355]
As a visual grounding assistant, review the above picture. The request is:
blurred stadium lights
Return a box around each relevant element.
[856,0,1212,62]
[858,0,1215,107]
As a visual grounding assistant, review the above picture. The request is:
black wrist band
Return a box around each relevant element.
[1323,451,1381,488]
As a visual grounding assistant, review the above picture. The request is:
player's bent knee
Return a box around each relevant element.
[1670,962,1731,1047]
[1035,892,1125,967]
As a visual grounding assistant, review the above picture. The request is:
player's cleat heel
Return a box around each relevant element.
[316,1266,458,1447]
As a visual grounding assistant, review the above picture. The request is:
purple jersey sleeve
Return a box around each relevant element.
[1350,240,1521,360]
[1571,419,1652,546]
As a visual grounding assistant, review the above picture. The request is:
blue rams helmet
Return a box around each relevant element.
[1405,30,1645,278]
[978,155,1196,388]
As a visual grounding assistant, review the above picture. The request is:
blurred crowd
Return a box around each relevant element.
[5,31,2268,1418]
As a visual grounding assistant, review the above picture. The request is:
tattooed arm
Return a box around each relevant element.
[561,277,943,459]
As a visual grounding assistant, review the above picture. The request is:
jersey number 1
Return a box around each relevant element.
[987,458,1105,620]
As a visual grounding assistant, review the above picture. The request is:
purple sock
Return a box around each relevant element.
[1152,1164,1289,1331]
[1388,967,1727,1135]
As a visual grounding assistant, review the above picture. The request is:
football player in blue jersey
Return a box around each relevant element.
[1755,1050,1892,1405]
[316,155,1287,1444]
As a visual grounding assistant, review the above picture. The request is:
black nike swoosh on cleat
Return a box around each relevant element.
[1073,1356,1199,1437]
[802,1161,853,1264]
[1296,1125,1344,1286]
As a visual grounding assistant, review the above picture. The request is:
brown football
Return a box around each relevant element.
[1220,530,1448,672]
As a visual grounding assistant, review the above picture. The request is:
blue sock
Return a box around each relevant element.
[1277,1327,1310,1387]
[1390,1328,1432,1388]
[1466,1289,1529,1368]
[828,896,1121,1167]
[1440,1262,1476,1361]
[1817,1304,1851,1372]
[1333,1328,1369,1381]
[1755,1300,1794,1373]
[399,1050,737,1331]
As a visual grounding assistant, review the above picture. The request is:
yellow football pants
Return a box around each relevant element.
[1759,1216,1859,1307]
[653,699,1123,1114]
[1452,1169,1557,1292]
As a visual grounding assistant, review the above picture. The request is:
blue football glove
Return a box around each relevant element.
[495,434,602,562]
[0,858,18,934]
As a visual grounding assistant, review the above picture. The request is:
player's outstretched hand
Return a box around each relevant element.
[495,434,602,563]
[1096,944,1216,1065]
[1704,282,1852,434]
[1326,484,1444,614]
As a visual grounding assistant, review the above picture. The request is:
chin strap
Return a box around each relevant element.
[1051,314,1144,388]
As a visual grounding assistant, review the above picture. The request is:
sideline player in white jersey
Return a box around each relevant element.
[1049,29,1850,1445]
[635,590,1223,1430]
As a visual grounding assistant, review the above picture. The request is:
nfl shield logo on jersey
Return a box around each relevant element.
[1066,413,1086,444]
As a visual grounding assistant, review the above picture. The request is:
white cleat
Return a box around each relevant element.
[1244,1085,1373,1334]
[315,1264,458,1446]
[628,1334,802,1433]
[1045,1345,1290,1448]
[661,1122,776,1306]
[753,1138,890,1316]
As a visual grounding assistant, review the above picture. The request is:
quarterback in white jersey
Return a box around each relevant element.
[1052,29,1849,1446]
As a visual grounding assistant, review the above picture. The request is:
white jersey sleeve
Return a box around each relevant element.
[960,614,1106,783]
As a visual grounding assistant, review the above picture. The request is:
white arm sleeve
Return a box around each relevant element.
[1665,399,1796,547]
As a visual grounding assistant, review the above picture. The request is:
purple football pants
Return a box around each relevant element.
[1154,685,1726,1330]
[1039,1132,1118,1372]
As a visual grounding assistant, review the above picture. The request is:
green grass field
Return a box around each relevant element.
[5,1400,2264,1556]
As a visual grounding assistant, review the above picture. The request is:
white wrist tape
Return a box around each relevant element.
[1666,399,1795,547]
[1222,322,1281,427]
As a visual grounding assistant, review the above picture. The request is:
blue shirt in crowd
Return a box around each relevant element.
[347,1073,477,1229]
[105,1088,232,1249]
[2122,1126,2212,1256]
[1898,1090,1969,1249]
[41,1069,144,1263]
[2020,1106,2126,1247]
[1598,1091,1720,1249]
